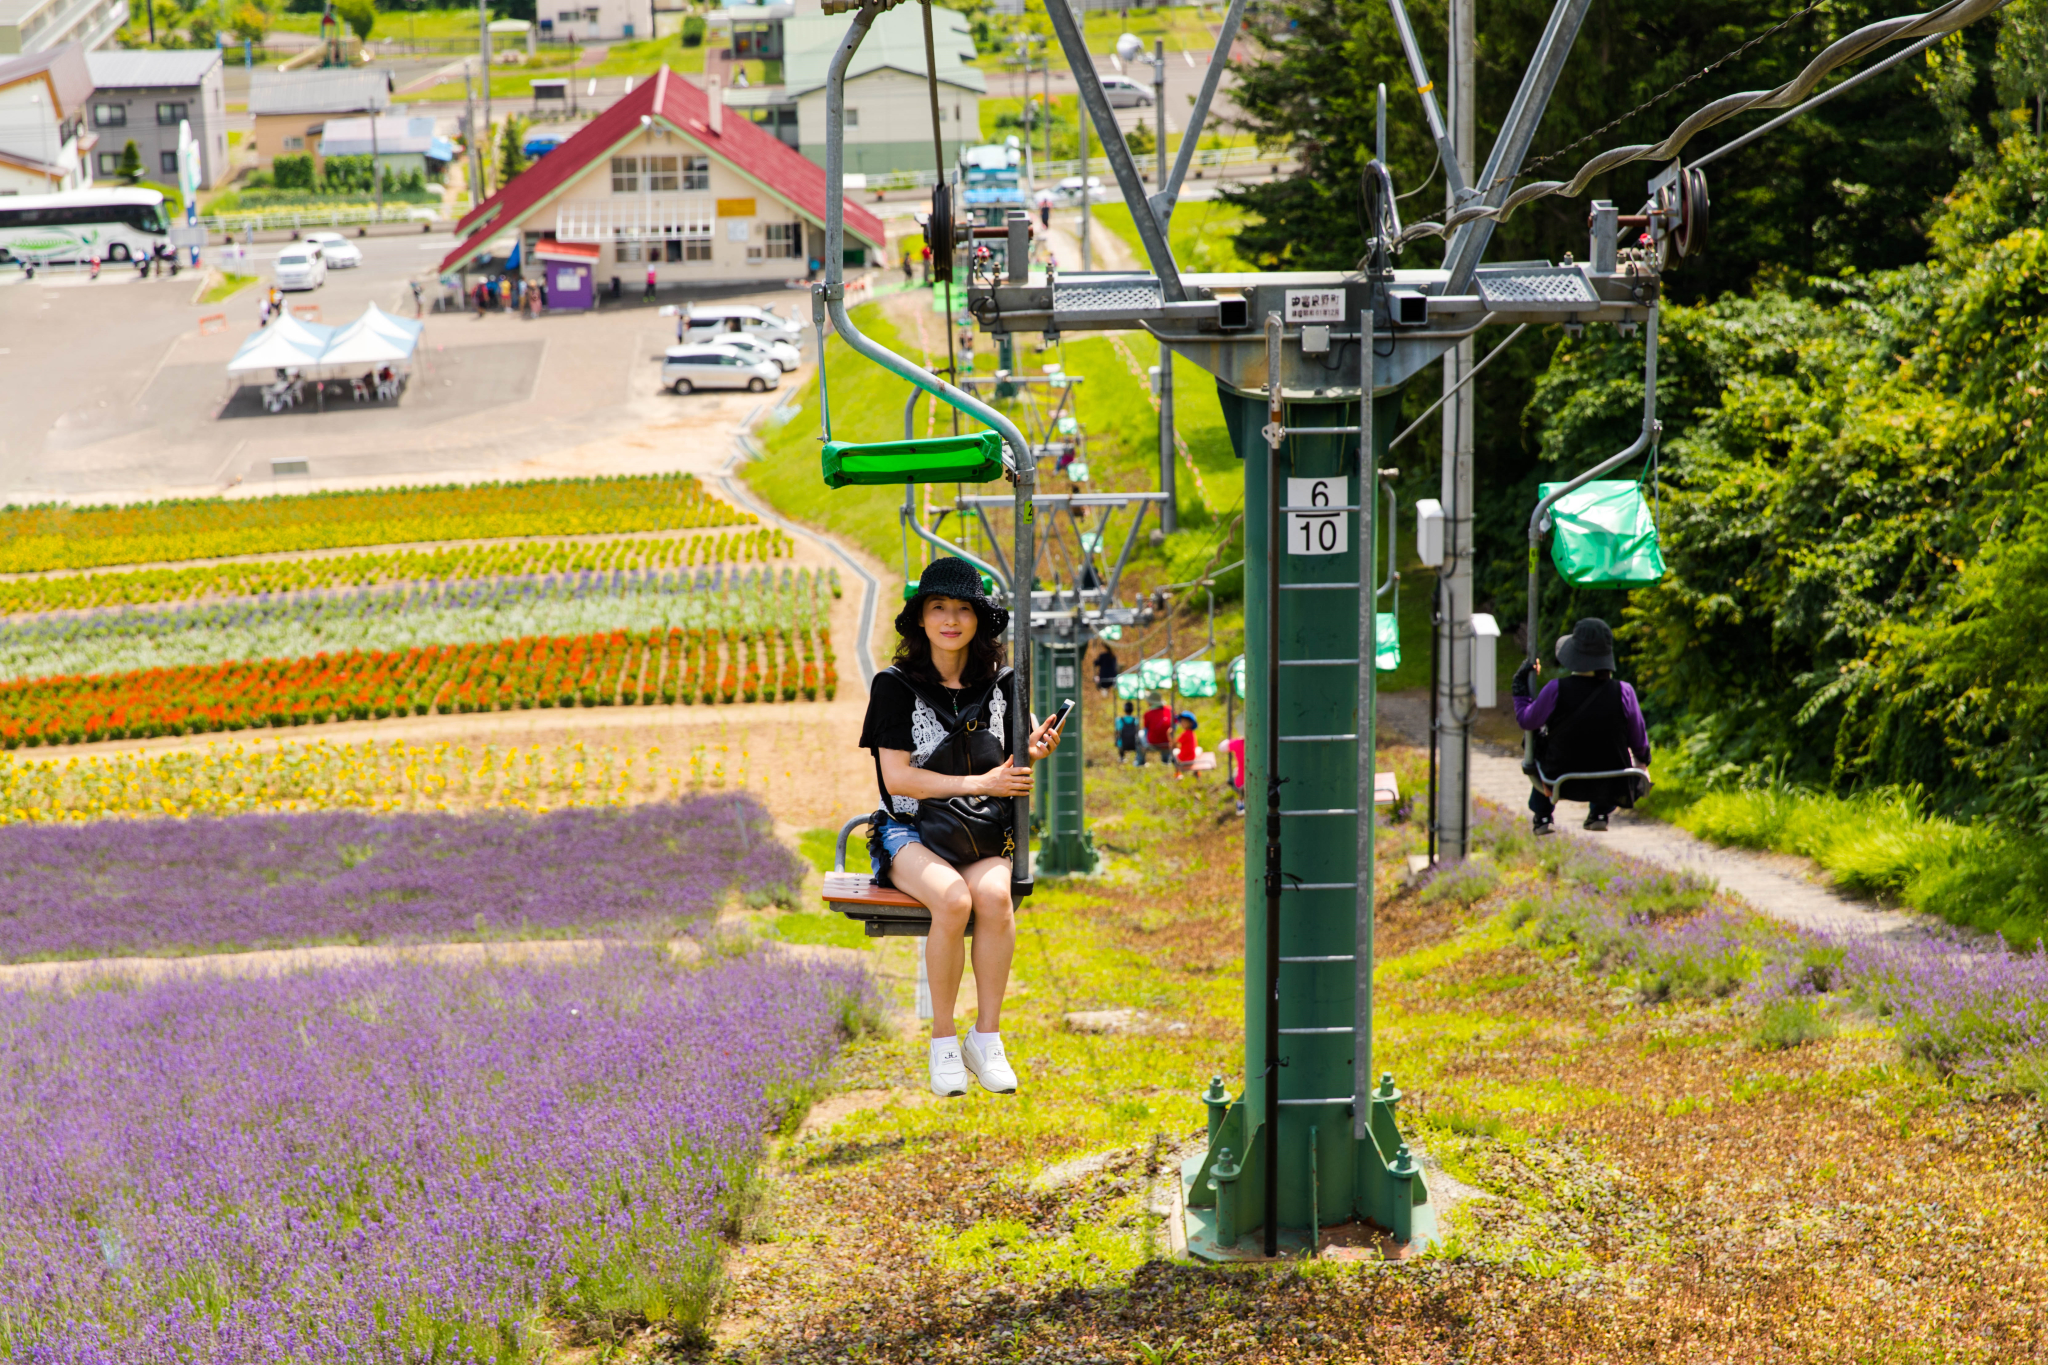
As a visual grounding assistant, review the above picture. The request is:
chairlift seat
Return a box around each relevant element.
[823,815,974,938]
[821,432,1005,488]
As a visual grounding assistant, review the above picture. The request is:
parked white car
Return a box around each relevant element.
[1099,75,1153,108]
[679,303,804,346]
[662,345,782,394]
[273,246,326,292]
[706,332,801,373]
[1056,175,1110,204]
[301,231,362,268]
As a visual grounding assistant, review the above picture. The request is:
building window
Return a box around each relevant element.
[160,151,178,175]
[283,136,305,151]
[615,234,644,263]
[93,102,125,128]
[610,156,638,193]
[584,6,598,19]
[845,109,859,128]
[764,222,799,259]
[96,151,119,174]
[557,7,576,18]
[644,155,678,192]
[156,102,187,126]
[684,227,713,262]
[683,156,710,191]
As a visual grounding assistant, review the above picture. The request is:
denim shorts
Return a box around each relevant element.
[876,816,923,860]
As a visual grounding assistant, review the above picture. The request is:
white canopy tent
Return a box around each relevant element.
[320,304,424,368]
[226,314,338,374]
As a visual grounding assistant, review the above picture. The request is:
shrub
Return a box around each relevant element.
[117,140,141,181]
[1752,994,1835,1051]
[272,152,315,190]
[681,12,705,45]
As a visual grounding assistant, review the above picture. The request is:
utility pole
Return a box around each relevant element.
[464,60,481,211]
[1433,0,1477,861]
[1152,36,1165,187]
[479,0,493,192]
[1078,87,1091,270]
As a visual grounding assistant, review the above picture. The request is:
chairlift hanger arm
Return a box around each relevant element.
[1383,0,1471,203]
[821,0,1036,892]
[1524,304,1660,667]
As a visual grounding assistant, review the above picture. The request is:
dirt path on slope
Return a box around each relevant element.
[1379,689,1949,945]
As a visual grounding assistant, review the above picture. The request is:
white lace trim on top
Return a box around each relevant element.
[891,794,920,816]
[988,685,1007,746]
[908,697,946,767]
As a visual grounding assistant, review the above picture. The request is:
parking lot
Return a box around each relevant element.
[0,232,810,504]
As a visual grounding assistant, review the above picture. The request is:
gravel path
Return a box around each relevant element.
[1379,692,1945,945]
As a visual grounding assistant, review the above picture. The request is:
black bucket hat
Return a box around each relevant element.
[895,555,1009,639]
[1555,617,1618,672]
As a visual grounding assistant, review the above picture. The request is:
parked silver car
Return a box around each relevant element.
[662,345,781,394]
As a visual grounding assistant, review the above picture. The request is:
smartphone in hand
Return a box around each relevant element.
[1051,698,1077,732]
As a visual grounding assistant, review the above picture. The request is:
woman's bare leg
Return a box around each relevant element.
[961,856,1016,1034]
[887,843,973,1038]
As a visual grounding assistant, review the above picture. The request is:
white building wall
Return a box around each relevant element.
[796,68,977,173]
[0,78,86,191]
[537,0,647,45]
[536,123,815,283]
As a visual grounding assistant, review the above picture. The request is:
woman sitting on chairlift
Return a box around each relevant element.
[1512,617,1651,835]
[859,557,1067,1099]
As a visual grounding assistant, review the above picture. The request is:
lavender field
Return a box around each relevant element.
[0,793,803,962]
[0,950,870,1361]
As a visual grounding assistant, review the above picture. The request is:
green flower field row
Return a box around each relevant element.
[0,529,793,615]
[0,473,752,573]
[0,624,839,749]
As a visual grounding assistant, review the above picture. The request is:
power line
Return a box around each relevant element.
[1520,0,1832,178]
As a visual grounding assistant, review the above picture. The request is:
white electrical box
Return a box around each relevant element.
[1415,498,1445,567]
[1471,613,1501,708]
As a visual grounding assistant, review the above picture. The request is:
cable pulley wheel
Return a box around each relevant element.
[929,182,954,284]
[1675,167,1709,260]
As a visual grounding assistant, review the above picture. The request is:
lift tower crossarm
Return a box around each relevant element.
[1441,0,1595,294]
[1149,0,1251,230]
[1040,0,1187,301]
[1385,0,1471,204]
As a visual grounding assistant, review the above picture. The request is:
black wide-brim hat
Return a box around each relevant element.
[1555,617,1618,672]
[894,555,1009,638]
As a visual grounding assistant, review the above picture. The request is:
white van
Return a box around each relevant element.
[679,303,803,346]
[662,345,782,394]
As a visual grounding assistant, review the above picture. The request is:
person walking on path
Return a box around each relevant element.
[643,262,658,303]
[1140,692,1174,767]
[858,557,1067,1099]
[1513,617,1651,834]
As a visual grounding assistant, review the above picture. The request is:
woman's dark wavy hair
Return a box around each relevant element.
[894,601,1005,686]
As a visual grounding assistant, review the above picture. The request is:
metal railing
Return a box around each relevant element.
[851,143,1291,193]
[194,203,450,235]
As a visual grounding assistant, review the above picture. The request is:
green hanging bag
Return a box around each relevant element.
[821,432,1005,488]
[1537,479,1666,587]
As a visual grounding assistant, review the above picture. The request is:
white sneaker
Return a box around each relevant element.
[961,1030,1018,1094]
[929,1038,968,1098]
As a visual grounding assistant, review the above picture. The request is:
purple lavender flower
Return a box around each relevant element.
[0,793,803,962]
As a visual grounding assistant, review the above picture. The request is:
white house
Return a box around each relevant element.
[442,65,886,291]
[0,41,92,193]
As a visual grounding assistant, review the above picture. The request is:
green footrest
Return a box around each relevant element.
[821,432,1005,488]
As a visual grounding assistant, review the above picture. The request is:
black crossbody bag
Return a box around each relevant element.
[869,667,1018,873]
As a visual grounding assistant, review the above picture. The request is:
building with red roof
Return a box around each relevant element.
[440,65,887,300]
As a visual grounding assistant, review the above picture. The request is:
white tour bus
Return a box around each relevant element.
[0,187,172,265]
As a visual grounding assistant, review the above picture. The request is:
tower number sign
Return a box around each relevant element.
[1285,477,1349,556]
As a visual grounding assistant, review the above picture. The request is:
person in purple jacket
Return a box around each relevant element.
[1511,617,1651,835]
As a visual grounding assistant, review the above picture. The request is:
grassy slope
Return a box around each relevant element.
[727,727,2047,1359]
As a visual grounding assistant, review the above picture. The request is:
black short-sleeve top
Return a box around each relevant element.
[858,668,1020,818]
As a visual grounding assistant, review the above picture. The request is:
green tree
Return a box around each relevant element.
[117,139,141,181]
[681,12,705,46]
[228,3,270,44]
[499,114,529,183]
[272,152,315,190]
[332,0,374,42]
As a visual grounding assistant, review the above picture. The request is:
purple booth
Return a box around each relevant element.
[536,238,598,311]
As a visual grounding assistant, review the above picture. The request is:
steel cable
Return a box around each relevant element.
[1390,0,2009,247]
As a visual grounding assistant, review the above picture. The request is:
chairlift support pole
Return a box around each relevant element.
[819,0,1038,889]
